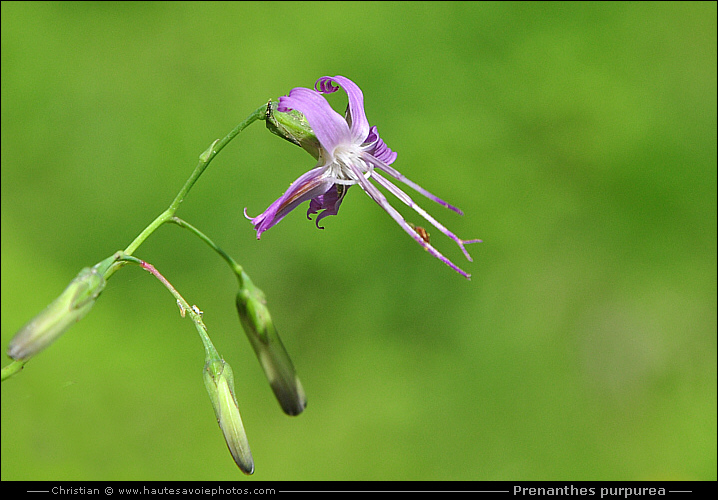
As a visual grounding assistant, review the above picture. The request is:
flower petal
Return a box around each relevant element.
[371,170,482,262]
[367,153,463,215]
[316,76,370,145]
[279,87,350,155]
[364,126,397,165]
[345,162,473,279]
[307,184,349,228]
[246,167,333,238]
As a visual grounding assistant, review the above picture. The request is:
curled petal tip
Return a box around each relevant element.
[243,208,264,239]
[315,76,340,94]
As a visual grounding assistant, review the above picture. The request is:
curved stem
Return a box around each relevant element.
[168,217,246,286]
[105,104,267,279]
[1,360,26,381]
[3,105,267,380]
[120,254,220,361]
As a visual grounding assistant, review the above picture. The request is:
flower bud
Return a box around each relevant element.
[203,359,254,475]
[8,265,106,361]
[265,100,321,160]
[236,280,307,416]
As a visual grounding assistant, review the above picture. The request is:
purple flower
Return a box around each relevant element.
[246,76,481,278]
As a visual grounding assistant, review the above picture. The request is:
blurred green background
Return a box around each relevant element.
[2,1,715,481]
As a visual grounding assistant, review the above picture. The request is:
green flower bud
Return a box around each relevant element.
[236,279,307,416]
[203,359,254,475]
[8,265,106,361]
[265,100,322,160]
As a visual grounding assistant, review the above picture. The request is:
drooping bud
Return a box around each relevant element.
[203,358,254,475]
[265,100,322,160]
[7,259,109,361]
[236,278,307,416]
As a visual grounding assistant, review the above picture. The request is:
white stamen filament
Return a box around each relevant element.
[330,147,373,185]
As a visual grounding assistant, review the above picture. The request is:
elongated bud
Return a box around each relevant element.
[203,359,254,475]
[8,262,108,361]
[236,279,307,416]
[265,100,321,160]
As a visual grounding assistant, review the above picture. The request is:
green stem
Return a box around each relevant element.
[1,360,26,381]
[105,104,267,279]
[3,105,266,380]
[168,217,246,286]
[121,254,220,361]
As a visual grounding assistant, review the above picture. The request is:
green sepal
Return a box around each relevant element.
[7,261,108,361]
[236,277,307,416]
[265,100,322,160]
[203,358,254,475]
